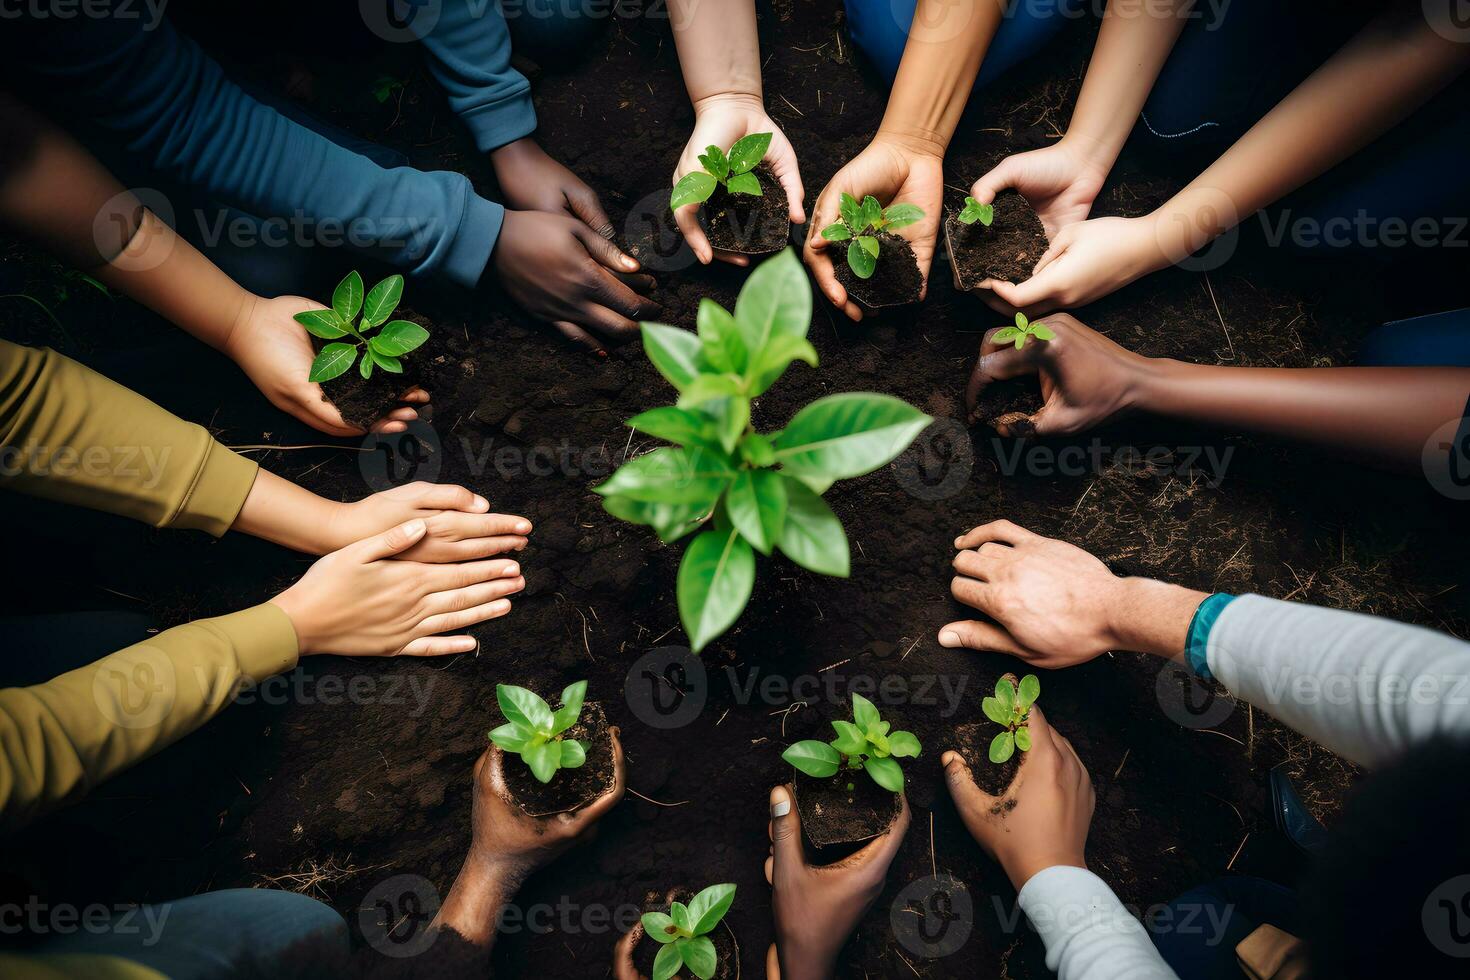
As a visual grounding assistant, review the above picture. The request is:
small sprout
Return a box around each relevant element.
[957,196,994,226]
[641,883,736,980]
[820,193,925,279]
[371,74,407,104]
[670,133,772,210]
[991,312,1056,351]
[983,674,1040,764]
[488,682,590,784]
[782,693,921,792]
[298,271,430,383]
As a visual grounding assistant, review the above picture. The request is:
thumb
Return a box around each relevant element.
[575,223,640,273]
[938,619,1021,655]
[769,784,804,871]
[353,518,427,561]
[970,156,1020,203]
[941,749,997,814]
[566,185,616,241]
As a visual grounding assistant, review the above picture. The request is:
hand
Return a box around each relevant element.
[766,784,910,980]
[490,137,616,237]
[491,209,660,353]
[270,519,525,656]
[978,215,1168,317]
[673,94,805,267]
[804,136,943,320]
[969,140,1111,239]
[964,312,1152,431]
[942,705,1093,891]
[322,482,532,562]
[222,294,428,436]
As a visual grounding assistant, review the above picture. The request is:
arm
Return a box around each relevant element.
[409,1,536,155]
[1017,867,1179,980]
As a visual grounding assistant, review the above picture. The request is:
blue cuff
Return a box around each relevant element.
[459,94,538,154]
[442,192,505,291]
[1185,593,1236,681]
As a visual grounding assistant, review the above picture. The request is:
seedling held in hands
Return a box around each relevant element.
[957,196,994,227]
[642,883,736,980]
[670,133,772,211]
[595,250,932,652]
[991,312,1055,351]
[984,674,1040,763]
[297,271,430,383]
[820,192,924,279]
[782,693,922,792]
[489,682,589,783]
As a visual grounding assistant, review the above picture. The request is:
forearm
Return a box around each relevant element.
[669,0,763,107]
[413,0,535,153]
[1018,867,1179,980]
[430,854,526,949]
[229,468,344,555]
[1135,360,1470,470]
[877,0,1006,155]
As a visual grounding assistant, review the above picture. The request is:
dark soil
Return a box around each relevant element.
[501,702,617,817]
[634,888,740,980]
[954,721,1022,799]
[3,3,1469,980]
[793,769,903,851]
[313,322,433,431]
[834,232,924,309]
[945,190,1049,288]
[702,164,790,255]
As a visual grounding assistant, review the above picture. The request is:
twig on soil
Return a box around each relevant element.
[776,93,804,117]
[628,788,690,807]
[929,811,936,877]
[1204,791,1245,827]
[1203,274,1235,361]
[896,951,922,977]
[900,637,921,661]
[816,658,850,673]
[1113,748,1130,779]
[98,586,144,603]
[1197,728,1247,748]
[716,708,729,726]
[1226,831,1250,871]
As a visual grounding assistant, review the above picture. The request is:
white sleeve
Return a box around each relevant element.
[1016,866,1178,980]
[1208,594,1470,768]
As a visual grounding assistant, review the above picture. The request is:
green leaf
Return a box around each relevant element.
[989,731,1016,764]
[867,728,891,755]
[1031,323,1056,341]
[852,693,880,731]
[499,685,555,733]
[738,433,775,468]
[368,347,403,373]
[1015,726,1033,752]
[775,478,849,577]
[677,527,755,652]
[774,393,934,481]
[653,942,683,980]
[595,446,735,505]
[996,677,1017,712]
[628,406,716,449]
[748,333,818,397]
[552,681,587,733]
[982,696,1009,726]
[726,171,761,196]
[888,730,922,758]
[362,274,404,328]
[294,308,348,339]
[670,901,692,932]
[697,298,747,374]
[671,171,718,210]
[839,192,862,231]
[643,912,680,944]
[732,249,811,360]
[359,352,375,380]
[847,238,877,279]
[602,495,710,543]
[830,719,867,756]
[641,323,705,392]
[782,740,841,778]
[677,374,746,411]
[861,195,883,231]
[727,132,772,175]
[1019,674,1040,709]
[687,883,736,936]
[1015,312,1029,329]
[488,721,534,753]
[332,270,364,322]
[373,319,429,356]
[705,396,750,455]
[680,935,719,979]
[725,469,787,555]
[1013,334,1028,350]
[959,198,994,226]
[560,739,587,768]
[308,343,358,383]
[523,739,561,783]
[702,144,730,181]
[991,326,1021,344]
[820,222,851,241]
[882,203,925,230]
[864,755,904,792]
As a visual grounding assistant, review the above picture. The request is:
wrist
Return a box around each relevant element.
[269,587,320,657]
[1106,577,1209,662]
[1000,851,1087,893]
[1057,130,1123,178]
[691,91,764,117]
[872,127,947,160]
[219,290,262,360]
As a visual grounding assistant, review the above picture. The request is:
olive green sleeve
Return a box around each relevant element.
[0,339,258,536]
[0,603,299,832]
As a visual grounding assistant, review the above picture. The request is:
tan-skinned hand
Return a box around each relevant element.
[323,481,532,562]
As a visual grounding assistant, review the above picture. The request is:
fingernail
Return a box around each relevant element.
[473,495,489,510]
[404,519,426,537]
[622,256,638,270]
[939,629,960,648]
[503,562,520,576]
[770,792,791,819]
[516,520,532,534]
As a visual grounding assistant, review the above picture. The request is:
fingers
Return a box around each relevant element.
[573,223,640,274]
[567,726,627,831]
[766,943,781,980]
[674,202,714,265]
[849,791,910,873]
[937,619,1023,655]
[433,535,530,561]
[710,248,752,268]
[566,185,618,242]
[401,387,431,404]
[955,520,1035,551]
[952,540,1016,581]
[551,320,608,355]
[422,575,526,620]
[768,783,804,874]
[399,634,480,656]
[613,921,646,980]
[770,146,807,224]
[353,518,429,562]
[970,157,1020,204]
[421,484,490,514]
[415,598,514,636]
[423,557,524,593]
[988,275,1059,316]
[298,392,361,437]
[430,511,533,540]
[941,749,997,815]
[965,344,1038,419]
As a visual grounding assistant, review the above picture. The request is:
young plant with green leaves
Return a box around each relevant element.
[957,196,994,227]
[820,193,925,279]
[593,250,932,653]
[641,883,736,980]
[488,681,589,784]
[984,675,1040,764]
[670,133,772,211]
[297,271,430,383]
[781,693,921,793]
[991,312,1055,350]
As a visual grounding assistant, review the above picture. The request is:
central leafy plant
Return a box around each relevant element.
[992,312,1055,350]
[297,270,430,382]
[594,249,932,652]
[670,133,772,211]
[641,883,736,980]
[957,195,995,227]
[489,681,589,783]
[782,693,922,792]
[985,674,1040,763]
[820,193,925,279]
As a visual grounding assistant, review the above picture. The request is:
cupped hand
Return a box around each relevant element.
[964,312,1152,431]
[492,209,661,353]
[942,705,1094,890]
[939,520,1126,666]
[223,294,429,436]
[324,481,532,561]
[978,215,1167,317]
[804,136,943,320]
[969,140,1110,239]
[270,519,525,656]
[673,94,805,267]
[491,137,617,237]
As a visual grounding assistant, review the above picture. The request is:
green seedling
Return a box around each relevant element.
[670,133,772,210]
[594,249,932,653]
[991,312,1055,350]
[298,271,430,383]
[782,693,922,793]
[641,883,736,980]
[371,74,407,104]
[488,681,589,784]
[984,674,1040,763]
[957,196,994,226]
[820,192,924,279]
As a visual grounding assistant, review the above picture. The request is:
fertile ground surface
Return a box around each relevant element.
[3,3,1468,978]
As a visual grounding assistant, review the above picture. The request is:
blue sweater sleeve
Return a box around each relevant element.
[406,0,538,152]
[2,13,502,290]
